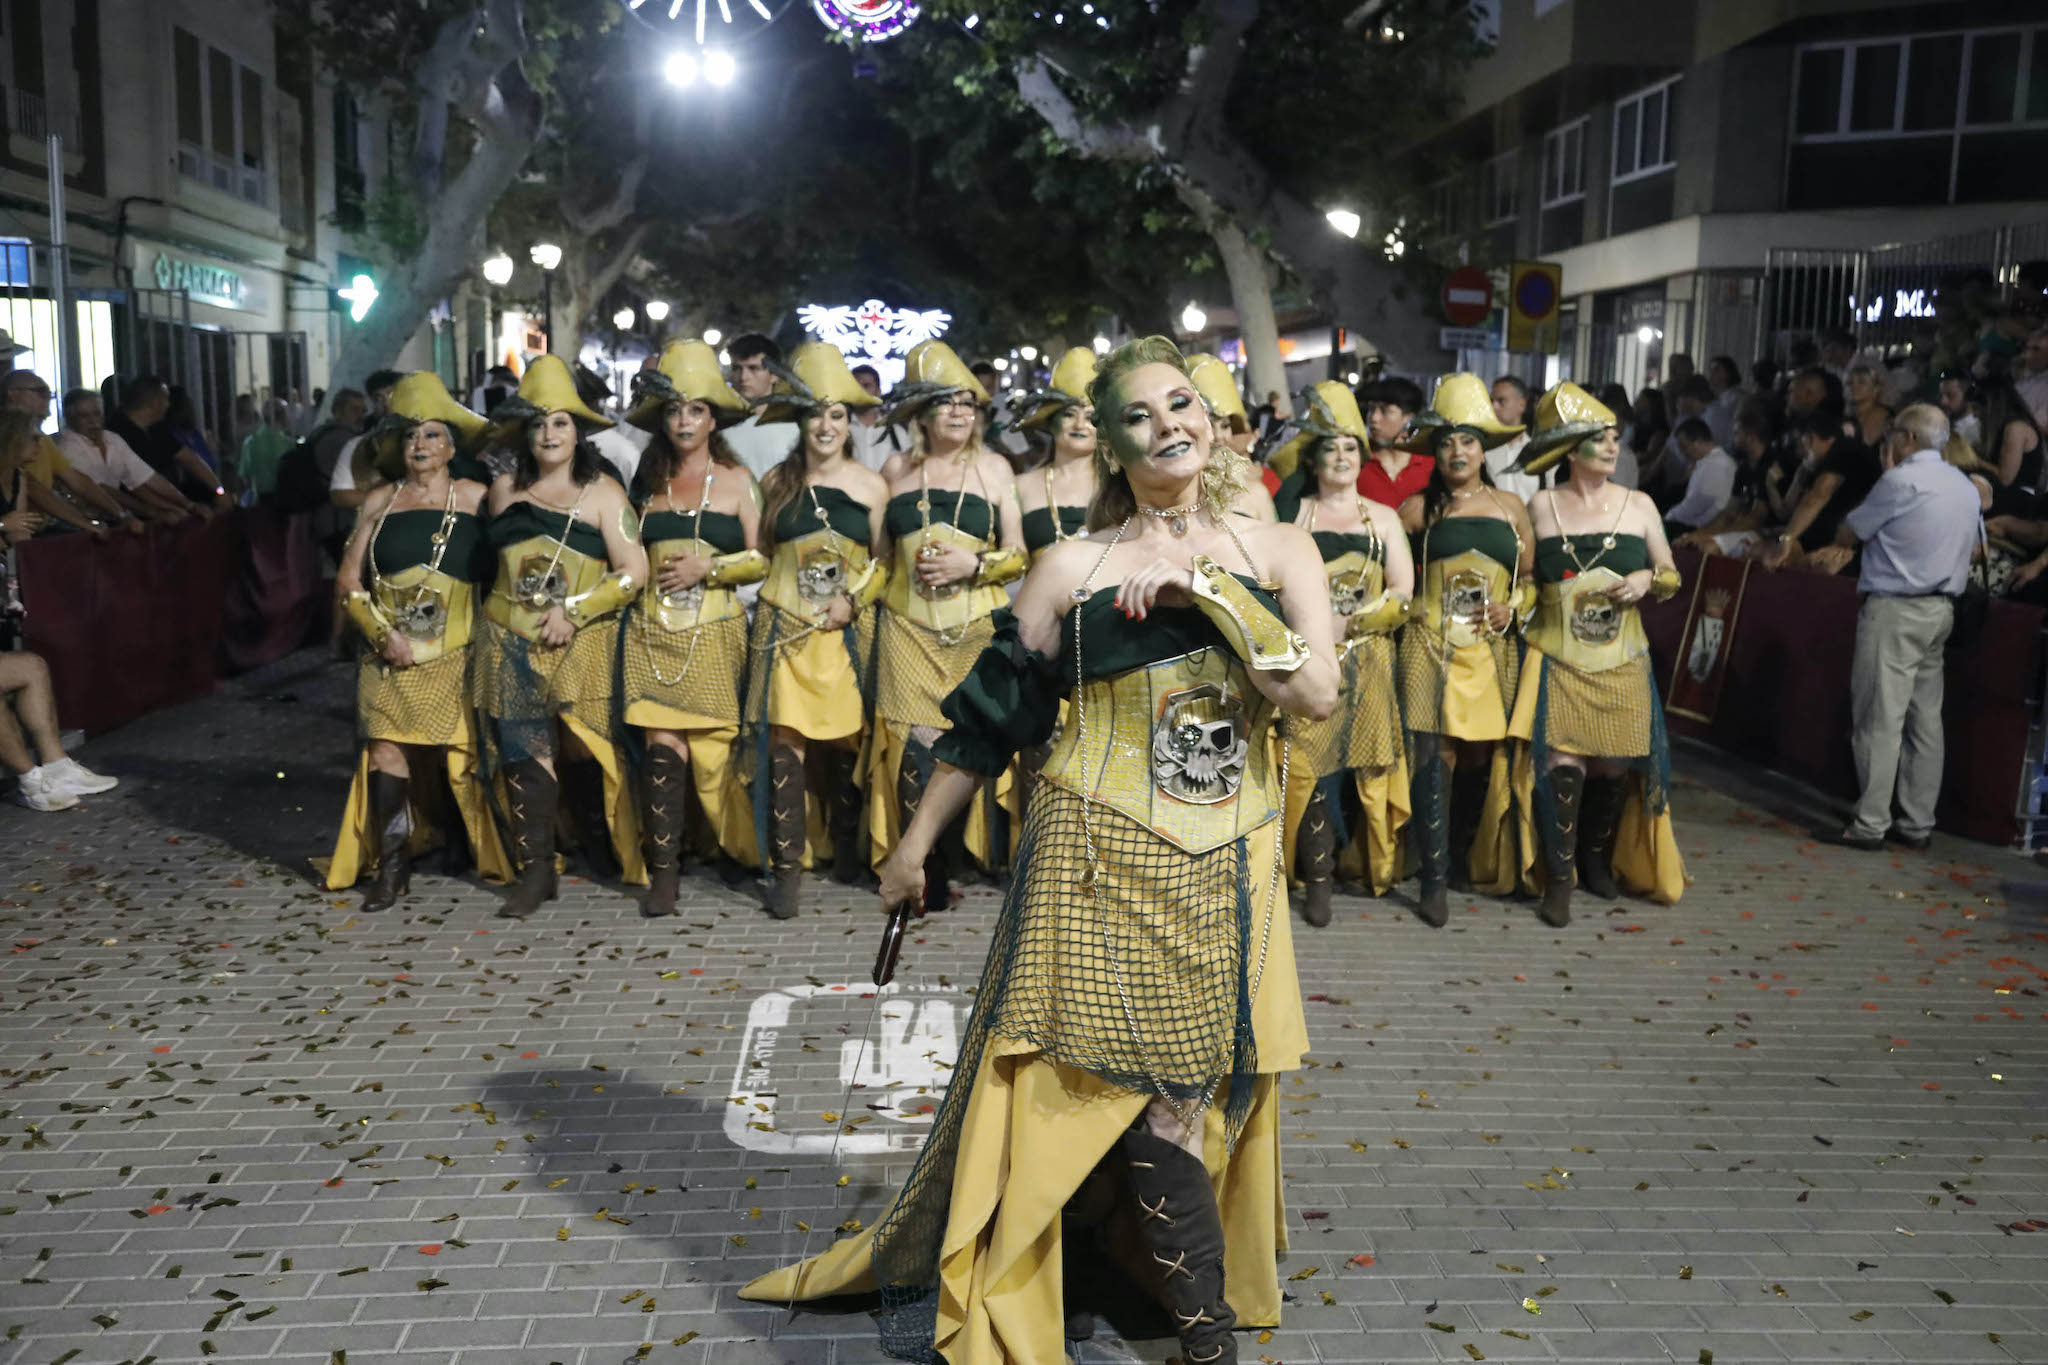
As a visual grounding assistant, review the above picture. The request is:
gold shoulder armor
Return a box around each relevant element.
[1190,554,1311,672]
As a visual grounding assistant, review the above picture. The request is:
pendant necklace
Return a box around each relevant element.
[1139,500,1203,537]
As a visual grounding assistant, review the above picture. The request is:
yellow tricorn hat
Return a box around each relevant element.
[482,353,612,450]
[1185,353,1249,435]
[369,372,489,479]
[754,342,883,426]
[626,340,750,432]
[1016,346,1099,430]
[1512,381,1618,474]
[884,339,990,425]
[1269,380,1368,480]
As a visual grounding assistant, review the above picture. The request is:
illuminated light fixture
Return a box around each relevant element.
[1019,344,1038,362]
[1382,227,1405,260]
[1346,371,1361,385]
[796,297,951,389]
[529,242,562,271]
[481,253,514,286]
[964,12,979,28]
[339,273,379,323]
[1325,208,1362,239]
[718,349,732,365]
[991,356,1009,372]
[644,300,670,322]
[1636,325,1661,345]
[664,51,698,86]
[813,0,921,43]
[1180,302,1207,335]
[704,49,737,85]
[614,306,637,330]
[1092,334,1111,354]
[702,327,723,346]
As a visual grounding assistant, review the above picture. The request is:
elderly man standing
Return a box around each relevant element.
[1824,404,1981,852]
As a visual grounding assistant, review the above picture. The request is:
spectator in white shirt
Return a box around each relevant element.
[588,360,657,487]
[1662,418,1737,533]
[55,391,191,525]
[1485,374,1540,501]
[847,363,907,470]
[328,370,403,510]
[718,333,800,479]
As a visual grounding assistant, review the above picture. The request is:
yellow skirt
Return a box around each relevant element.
[359,647,469,744]
[1398,628,1517,742]
[625,611,751,861]
[1282,638,1409,895]
[745,602,874,742]
[1507,647,1685,904]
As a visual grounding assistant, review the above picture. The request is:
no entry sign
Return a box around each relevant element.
[1441,266,1493,327]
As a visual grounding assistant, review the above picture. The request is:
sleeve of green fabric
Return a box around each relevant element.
[933,608,1061,777]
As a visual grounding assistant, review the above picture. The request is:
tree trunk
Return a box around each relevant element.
[1187,186,1289,416]
[550,222,651,362]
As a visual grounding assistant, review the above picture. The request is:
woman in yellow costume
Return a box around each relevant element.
[327,373,509,910]
[1276,382,1414,926]
[1013,346,1099,561]
[1187,352,1278,520]
[619,340,762,919]
[1397,373,1533,928]
[742,336,1339,1365]
[870,339,1029,907]
[1506,384,1685,924]
[475,355,650,919]
[744,343,892,917]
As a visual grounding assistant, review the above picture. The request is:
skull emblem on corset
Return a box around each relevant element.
[797,548,846,608]
[515,555,568,609]
[1331,579,1368,616]
[1570,591,1621,645]
[659,575,706,613]
[915,541,965,600]
[1152,682,1250,804]
[1444,568,1489,624]
[392,593,448,641]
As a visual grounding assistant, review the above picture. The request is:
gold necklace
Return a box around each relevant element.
[642,467,716,687]
[1139,499,1203,537]
[1305,496,1382,613]
[1548,488,1629,577]
[519,486,589,610]
[369,477,460,620]
[917,456,988,646]
[1041,463,1090,544]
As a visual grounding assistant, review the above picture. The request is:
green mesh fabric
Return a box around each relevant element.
[1526,651,1674,825]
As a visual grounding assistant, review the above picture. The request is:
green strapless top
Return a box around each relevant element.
[1312,529,1384,564]
[774,484,871,545]
[885,488,995,542]
[1419,514,1519,569]
[1534,533,1650,582]
[487,500,609,561]
[1022,503,1088,552]
[370,508,491,581]
[642,508,746,554]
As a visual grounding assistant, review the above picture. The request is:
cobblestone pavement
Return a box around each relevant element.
[2,650,2046,1365]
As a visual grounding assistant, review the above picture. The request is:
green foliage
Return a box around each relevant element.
[357,171,430,261]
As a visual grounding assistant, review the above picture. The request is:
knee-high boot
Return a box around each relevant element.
[1411,751,1450,928]
[1539,766,1585,928]
[1298,789,1337,928]
[766,741,805,919]
[1445,762,1488,894]
[898,737,952,912]
[362,771,411,913]
[640,746,686,919]
[559,757,619,879]
[1578,774,1625,901]
[497,761,558,919]
[821,746,866,885]
[1118,1118,1238,1365]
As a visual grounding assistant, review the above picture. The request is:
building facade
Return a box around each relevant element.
[1412,0,2048,394]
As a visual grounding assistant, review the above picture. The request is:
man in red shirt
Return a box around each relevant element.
[1356,376,1434,507]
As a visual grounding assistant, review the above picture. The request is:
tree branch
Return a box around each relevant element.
[560,92,654,237]
[1012,57,1155,161]
[410,0,529,201]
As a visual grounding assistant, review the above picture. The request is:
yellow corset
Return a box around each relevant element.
[1040,648,1279,855]
[373,566,474,662]
[640,537,745,632]
[1417,549,1512,649]
[485,537,611,642]
[1325,551,1387,619]
[884,522,1008,629]
[762,527,872,619]
[1525,566,1650,673]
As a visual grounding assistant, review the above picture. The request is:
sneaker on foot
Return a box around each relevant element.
[15,767,79,811]
[45,757,117,795]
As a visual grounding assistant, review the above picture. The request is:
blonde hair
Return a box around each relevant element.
[1083,336,1247,532]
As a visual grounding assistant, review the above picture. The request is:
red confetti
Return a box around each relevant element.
[1349,1253,1377,1268]
[418,1244,443,1255]
[152,1046,171,1054]
[323,1178,344,1189]
[521,1051,540,1059]
[146,1205,172,1215]
[1922,1083,1941,1091]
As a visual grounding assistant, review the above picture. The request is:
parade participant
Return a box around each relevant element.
[1013,347,1100,560]
[475,356,650,919]
[1398,373,1533,927]
[1507,384,1685,923]
[1188,352,1278,520]
[327,373,509,911]
[869,340,1028,906]
[1279,382,1415,925]
[741,335,1339,1365]
[744,343,892,916]
[619,340,762,919]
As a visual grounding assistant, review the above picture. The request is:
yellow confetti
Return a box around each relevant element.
[1258,1331,1274,1344]
[836,1174,850,1187]
[1464,1346,1487,1361]
[1496,1263,1525,1274]
[555,1227,569,1241]
[1319,1291,1336,1306]
[1521,1297,1541,1315]
[1287,1266,1319,1281]
[1851,1311,1874,1322]
[671,1333,699,1346]
[1679,1265,1693,1280]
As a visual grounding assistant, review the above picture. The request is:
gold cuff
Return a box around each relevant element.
[972,545,1027,588]
[564,572,637,626]
[1190,554,1311,672]
[1510,579,1537,631]
[1650,567,1682,601]
[1345,592,1411,639]
[344,591,394,651]
[703,549,769,589]
[848,558,888,611]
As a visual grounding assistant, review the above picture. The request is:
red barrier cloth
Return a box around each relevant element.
[13,509,326,737]
[1646,547,2039,844]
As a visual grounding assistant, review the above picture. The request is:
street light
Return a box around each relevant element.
[530,243,561,348]
[1180,302,1207,335]
[1019,345,1038,362]
[1092,334,1111,354]
[614,306,636,330]
[702,327,723,346]
[704,50,737,86]
[664,51,698,87]
[991,357,1009,372]
[1325,207,1362,239]
[481,253,514,286]
[644,300,670,322]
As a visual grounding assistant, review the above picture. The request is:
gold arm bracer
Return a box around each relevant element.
[1510,579,1538,631]
[1650,566,1683,601]
[703,549,769,589]
[344,591,395,651]
[847,557,888,610]
[972,545,1028,588]
[1189,554,1312,672]
[564,572,638,627]
[1345,591,1411,640]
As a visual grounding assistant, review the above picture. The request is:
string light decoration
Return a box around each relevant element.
[627,0,780,46]
[623,0,918,44]
[798,298,951,388]
[812,0,920,41]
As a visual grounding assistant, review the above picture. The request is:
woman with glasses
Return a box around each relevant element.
[867,340,1028,909]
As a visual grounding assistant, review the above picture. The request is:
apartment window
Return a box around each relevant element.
[1791,24,2048,206]
[1479,148,1520,226]
[1612,77,1679,183]
[172,26,266,205]
[1541,117,1586,207]
[333,88,367,231]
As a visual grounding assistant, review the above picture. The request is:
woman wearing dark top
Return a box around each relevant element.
[1755,411,1883,572]
[1629,387,1673,503]
[1013,347,1099,560]
[1974,374,2045,504]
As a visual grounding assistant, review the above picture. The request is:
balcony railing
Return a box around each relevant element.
[6,87,84,147]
